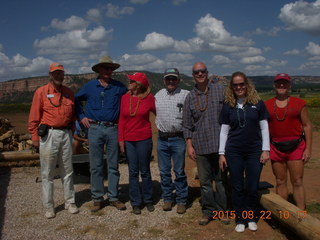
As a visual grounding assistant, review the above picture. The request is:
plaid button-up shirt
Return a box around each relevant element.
[182,81,225,155]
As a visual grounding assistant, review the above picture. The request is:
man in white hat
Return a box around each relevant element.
[75,56,127,212]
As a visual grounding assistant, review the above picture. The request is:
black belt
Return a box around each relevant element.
[159,131,183,139]
[50,126,71,130]
[50,122,72,130]
[90,121,117,127]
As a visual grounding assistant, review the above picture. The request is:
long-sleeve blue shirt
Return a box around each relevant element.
[75,78,127,122]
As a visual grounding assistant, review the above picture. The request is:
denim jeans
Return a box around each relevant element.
[226,150,263,224]
[196,153,228,217]
[125,138,153,207]
[88,124,120,202]
[40,129,75,209]
[157,136,188,204]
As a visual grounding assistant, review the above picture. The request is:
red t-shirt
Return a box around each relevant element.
[118,93,156,142]
[265,96,306,138]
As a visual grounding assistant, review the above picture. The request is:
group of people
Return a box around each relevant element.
[28,56,312,233]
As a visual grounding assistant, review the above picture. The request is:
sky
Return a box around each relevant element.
[0,0,320,82]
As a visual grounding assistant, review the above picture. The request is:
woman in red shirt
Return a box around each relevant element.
[265,73,312,210]
[118,72,156,214]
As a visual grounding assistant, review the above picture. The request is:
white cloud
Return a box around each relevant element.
[173,0,187,6]
[240,56,266,64]
[212,55,232,64]
[299,60,320,70]
[0,51,52,81]
[248,27,281,36]
[137,14,255,55]
[86,8,102,23]
[305,41,320,56]
[195,14,252,47]
[33,26,113,61]
[49,16,89,31]
[118,53,166,72]
[137,32,175,50]
[283,49,301,55]
[269,60,288,66]
[106,3,134,18]
[130,0,149,4]
[279,0,320,35]
[234,47,262,57]
[165,53,194,62]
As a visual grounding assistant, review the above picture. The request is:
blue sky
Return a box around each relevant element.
[0,0,320,82]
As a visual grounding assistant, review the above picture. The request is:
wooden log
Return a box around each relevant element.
[0,150,39,162]
[0,130,14,141]
[259,190,320,240]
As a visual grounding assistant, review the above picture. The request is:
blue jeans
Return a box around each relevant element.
[88,124,120,202]
[157,136,188,204]
[226,150,263,224]
[196,153,228,217]
[125,138,153,207]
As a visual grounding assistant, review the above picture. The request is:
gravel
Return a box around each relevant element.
[0,161,201,240]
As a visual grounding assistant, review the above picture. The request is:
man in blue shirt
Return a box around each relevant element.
[75,56,127,212]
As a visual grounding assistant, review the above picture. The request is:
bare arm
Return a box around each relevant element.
[301,106,312,163]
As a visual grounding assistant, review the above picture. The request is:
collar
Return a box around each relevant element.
[48,82,63,93]
[166,87,181,95]
[194,82,210,94]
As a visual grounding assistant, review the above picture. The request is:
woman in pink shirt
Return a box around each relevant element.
[118,72,156,214]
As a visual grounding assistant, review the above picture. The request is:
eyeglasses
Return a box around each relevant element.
[165,76,178,81]
[232,82,246,88]
[274,81,290,88]
[192,69,207,75]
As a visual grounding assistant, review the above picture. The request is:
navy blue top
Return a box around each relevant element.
[219,100,269,151]
[75,78,127,122]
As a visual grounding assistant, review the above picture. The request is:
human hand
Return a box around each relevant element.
[302,148,311,163]
[119,141,125,153]
[187,145,196,161]
[219,155,228,172]
[260,151,270,164]
[80,117,91,128]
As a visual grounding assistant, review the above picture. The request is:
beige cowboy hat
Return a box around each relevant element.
[92,56,120,73]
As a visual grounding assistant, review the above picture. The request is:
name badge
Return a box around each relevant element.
[47,94,54,98]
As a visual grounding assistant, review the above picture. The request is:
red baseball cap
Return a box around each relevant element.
[127,72,149,88]
[274,73,291,82]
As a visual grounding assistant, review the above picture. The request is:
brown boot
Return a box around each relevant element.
[109,200,126,210]
[163,202,173,211]
[91,201,104,212]
[176,204,186,214]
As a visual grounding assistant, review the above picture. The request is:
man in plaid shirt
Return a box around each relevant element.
[183,62,228,225]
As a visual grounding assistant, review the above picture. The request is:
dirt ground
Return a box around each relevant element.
[2,112,320,239]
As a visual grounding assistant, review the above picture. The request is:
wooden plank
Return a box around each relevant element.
[0,150,39,162]
[259,189,320,240]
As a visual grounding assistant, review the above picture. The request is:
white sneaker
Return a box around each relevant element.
[45,208,55,219]
[248,222,258,231]
[65,203,79,214]
[235,224,245,233]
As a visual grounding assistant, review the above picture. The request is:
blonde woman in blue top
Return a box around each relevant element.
[219,72,270,233]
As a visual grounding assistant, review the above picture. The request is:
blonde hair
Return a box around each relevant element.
[224,71,260,107]
[130,81,151,99]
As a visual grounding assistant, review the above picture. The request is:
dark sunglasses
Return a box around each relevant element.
[165,76,178,81]
[193,68,207,75]
[232,82,246,88]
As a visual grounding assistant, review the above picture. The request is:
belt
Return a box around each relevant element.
[50,126,71,130]
[159,131,183,139]
[90,121,117,127]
